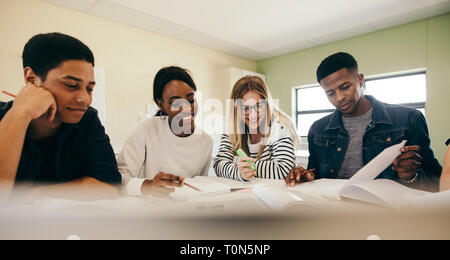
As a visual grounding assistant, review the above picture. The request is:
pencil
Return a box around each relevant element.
[300,169,315,176]
[290,169,315,180]
[1,91,16,98]
[183,181,203,192]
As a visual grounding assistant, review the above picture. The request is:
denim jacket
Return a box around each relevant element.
[307,95,442,192]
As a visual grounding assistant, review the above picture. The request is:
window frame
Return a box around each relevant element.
[363,70,426,111]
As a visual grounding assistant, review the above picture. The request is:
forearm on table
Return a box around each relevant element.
[36,177,120,201]
[0,109,32,199]
[441,175,450,192]
[440,148,450,191]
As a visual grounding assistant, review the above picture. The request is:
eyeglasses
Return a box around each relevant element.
[239,102,267,115]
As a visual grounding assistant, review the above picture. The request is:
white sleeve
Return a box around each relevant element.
[123,177,146,196]
[117,121,149,196]
[200,158,212,177]
[200,136,214,176]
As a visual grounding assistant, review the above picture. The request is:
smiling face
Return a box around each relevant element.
[240,91,267,133]
[28,60,95,124]
[158,80,197,137]
[320,67,367,117]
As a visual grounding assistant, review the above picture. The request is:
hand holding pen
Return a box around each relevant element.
[285,167,315,187]
[140,172,203,197]
[236,148,256,180]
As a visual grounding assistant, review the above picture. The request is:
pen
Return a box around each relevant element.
[203,188,247,197]
[183,181,203,192]
[291,169,315,179]
[1,91,16,98]
[300,169,316,176]
[236,148,256,170]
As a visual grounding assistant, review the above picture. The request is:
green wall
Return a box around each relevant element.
[257,13,450,162]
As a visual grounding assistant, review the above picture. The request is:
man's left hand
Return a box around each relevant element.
[393,145,422,181]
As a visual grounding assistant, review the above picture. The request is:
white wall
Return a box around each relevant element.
[0,0,257,151]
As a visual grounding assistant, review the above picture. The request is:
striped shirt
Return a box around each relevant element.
[213,122,296,181]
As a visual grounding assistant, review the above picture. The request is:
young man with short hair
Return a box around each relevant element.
[286,52,442,192]
[0,33,121,203]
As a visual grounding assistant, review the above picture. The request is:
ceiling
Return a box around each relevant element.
[43,0,450,61]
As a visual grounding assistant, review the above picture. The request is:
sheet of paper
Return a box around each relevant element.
[289,179,348,201]
[347,140,407,185]
[194,176,285,189]
[341,179,429,208]
[253,184,304,212]
[169,177,237,201]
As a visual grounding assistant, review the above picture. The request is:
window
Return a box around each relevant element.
[294,71,427,139]
[365,72,426,114]
[295,86,334,137]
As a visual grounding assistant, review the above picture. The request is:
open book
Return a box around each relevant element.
[338,140,430,208]
[253,183,306,212]
[169,176,308,212]
[169,176,287,201]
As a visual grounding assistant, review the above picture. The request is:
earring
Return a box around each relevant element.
[161,110,168,120]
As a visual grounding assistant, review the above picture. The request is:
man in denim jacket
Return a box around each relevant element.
[286,52,441,192]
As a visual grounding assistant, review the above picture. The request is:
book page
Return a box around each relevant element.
[341,179,429,208]
[337,140,427,207]
[194,176,252,189]
[169,177,234,201]
[194,176,286,189]
[347,140,407,185]
[155,177,270,214]
[289,178,348,201]
[253,184,304,212]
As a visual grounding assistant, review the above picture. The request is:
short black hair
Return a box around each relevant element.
[153,66,197,116]
[316,52,358,83]
[446,138,450,146]
[22,33,95,81]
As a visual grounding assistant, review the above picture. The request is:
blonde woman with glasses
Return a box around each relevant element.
[213,76,300,181]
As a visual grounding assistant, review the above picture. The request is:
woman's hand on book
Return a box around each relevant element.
[141,172,185,197]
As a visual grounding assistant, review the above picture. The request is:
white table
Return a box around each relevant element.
[1,177,449,240]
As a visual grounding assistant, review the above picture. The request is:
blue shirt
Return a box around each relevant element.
[307,95,442,192]
[0,101,121,186]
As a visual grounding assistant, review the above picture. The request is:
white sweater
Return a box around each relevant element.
[118,117,213,196]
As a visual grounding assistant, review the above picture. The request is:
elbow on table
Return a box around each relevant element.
[78,177,120,200]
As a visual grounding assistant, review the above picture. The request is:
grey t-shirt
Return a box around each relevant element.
[338,109,373,179]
